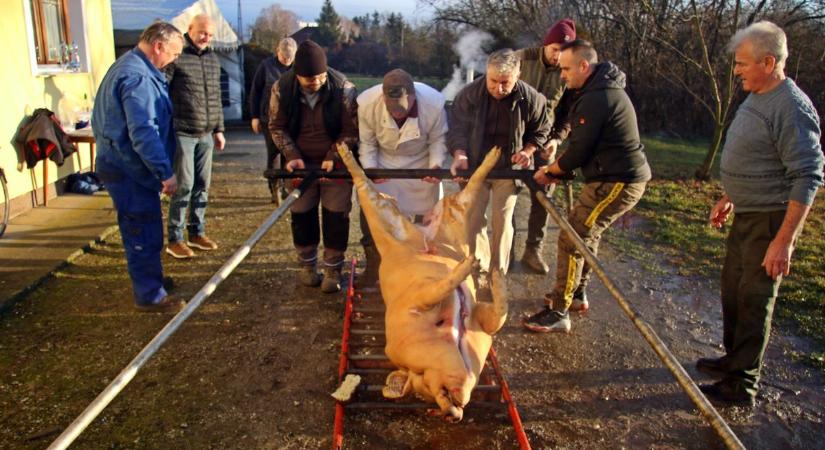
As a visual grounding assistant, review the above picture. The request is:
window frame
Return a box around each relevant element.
[30,0,72,65]
[23,0,89,76]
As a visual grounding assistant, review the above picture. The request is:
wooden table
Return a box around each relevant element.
[40,127,96,206]
[66,127,96,172]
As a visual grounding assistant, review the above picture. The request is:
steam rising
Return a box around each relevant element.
[441,30,494,101]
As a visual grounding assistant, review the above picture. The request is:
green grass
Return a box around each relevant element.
[606,136,825,369]
[346,75,450,93]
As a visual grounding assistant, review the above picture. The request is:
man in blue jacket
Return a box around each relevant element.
[93,22,185,312]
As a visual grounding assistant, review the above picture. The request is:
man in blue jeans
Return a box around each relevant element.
[93,22,185,312]
[165,14,226,258]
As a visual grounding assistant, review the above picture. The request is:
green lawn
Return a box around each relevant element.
[346,75,450,93]
[607,136,825,368]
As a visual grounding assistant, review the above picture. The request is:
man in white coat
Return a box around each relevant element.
[357,69,449,286]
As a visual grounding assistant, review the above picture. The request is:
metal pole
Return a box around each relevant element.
[48,176,318,450]
[533,192,746,450]
[263,168,576,181]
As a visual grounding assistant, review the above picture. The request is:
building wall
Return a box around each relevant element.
[1,0,115,217]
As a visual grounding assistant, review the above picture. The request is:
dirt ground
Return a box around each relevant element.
[1,129,823,449]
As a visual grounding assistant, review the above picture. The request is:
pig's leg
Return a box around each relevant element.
[473,269,509,335]
[336,144,424,252]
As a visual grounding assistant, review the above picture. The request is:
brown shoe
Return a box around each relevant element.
[166,241,195,259]
[135,296,186,313]
[188,235,218,251]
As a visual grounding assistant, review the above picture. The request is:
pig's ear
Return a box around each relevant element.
[382,370,412,399]
[418,257,475,306]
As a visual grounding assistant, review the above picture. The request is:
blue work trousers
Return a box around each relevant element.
[106,177,168,305]
[168,134,214,242]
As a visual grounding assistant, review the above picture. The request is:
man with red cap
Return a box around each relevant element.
[268,40,359,293]
[515,19,579,283]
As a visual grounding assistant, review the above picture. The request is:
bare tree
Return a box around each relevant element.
[249,4,300,51]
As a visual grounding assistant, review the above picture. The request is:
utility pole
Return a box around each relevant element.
[236,0,243,42]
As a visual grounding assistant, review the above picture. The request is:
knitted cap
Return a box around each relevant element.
[293,40,327,77]
[543,19,576,46]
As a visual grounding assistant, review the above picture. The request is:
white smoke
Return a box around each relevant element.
[441,30,494,101]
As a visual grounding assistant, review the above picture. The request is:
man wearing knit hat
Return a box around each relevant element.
[268,40,359,293]
[355,69,449,287]
[515,19,578,283]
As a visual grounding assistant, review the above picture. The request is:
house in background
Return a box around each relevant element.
[111,0,244,122]
[0,0,115,218]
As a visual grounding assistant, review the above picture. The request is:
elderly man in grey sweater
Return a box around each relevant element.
[697,21,823,406]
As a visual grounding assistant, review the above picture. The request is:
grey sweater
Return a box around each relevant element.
[720,79,823,212]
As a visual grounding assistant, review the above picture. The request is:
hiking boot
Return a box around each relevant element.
[188,235,218,251]
[355,245,380,289]
[135,296,186,313]
[166,241,195,259]
[569,291,589,313]
[522,307,571,333]
[521,245,549,274]
[699,380,755,407]
[299,265,322,287]
[321,265,343,293]
[696,356,730,379]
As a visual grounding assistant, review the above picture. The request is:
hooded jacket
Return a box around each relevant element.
[15,108,76,168]
[557,62,651,183]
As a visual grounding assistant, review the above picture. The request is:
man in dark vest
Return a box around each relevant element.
[165,14,225,259]
[249,37,297,204]
[268,40,359,293]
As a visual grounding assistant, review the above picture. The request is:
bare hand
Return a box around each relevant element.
[709,196,733,229]
[285,159,305,172]
[762,238,793,279]
[213,132,226,151]
[533,167,557,186]
[422,164,441,184]
[161,175,177,196]
[321,160,335,172]
[511,149,533,169]
[450,151,469,182]
[251,118,260,134]
[540,139,559,161]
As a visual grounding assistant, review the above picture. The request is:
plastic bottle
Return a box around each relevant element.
[68,41,80,72]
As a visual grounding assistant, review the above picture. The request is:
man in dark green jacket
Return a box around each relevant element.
[524,40,651,333]
[516,19,576,275]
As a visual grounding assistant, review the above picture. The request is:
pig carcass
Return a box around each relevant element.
[337,144,508,422]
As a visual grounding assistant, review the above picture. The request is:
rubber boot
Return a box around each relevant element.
[321,265,342,293]
[299,264,322,287]
[356,245,380,288]
[521,243,549,274]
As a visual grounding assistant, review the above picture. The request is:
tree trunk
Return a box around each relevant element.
[695,121,725,180]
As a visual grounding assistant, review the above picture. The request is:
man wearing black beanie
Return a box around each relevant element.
[268,40,359,294]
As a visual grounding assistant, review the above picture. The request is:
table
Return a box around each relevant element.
[40,127,95,206]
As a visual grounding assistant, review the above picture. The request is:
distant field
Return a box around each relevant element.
[346,74,450,93]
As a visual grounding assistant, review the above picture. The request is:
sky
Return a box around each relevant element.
[111,0,433,31]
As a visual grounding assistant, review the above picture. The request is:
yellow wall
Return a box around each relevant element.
[0,0,115,206]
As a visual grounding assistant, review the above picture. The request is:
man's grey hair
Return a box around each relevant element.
[487,49,520,75]
[728,20,787,71]
[140,21,184,45]
[278,37,298,57]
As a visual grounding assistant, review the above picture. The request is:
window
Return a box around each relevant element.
[23,0,89,75]
[29,0,71,65]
